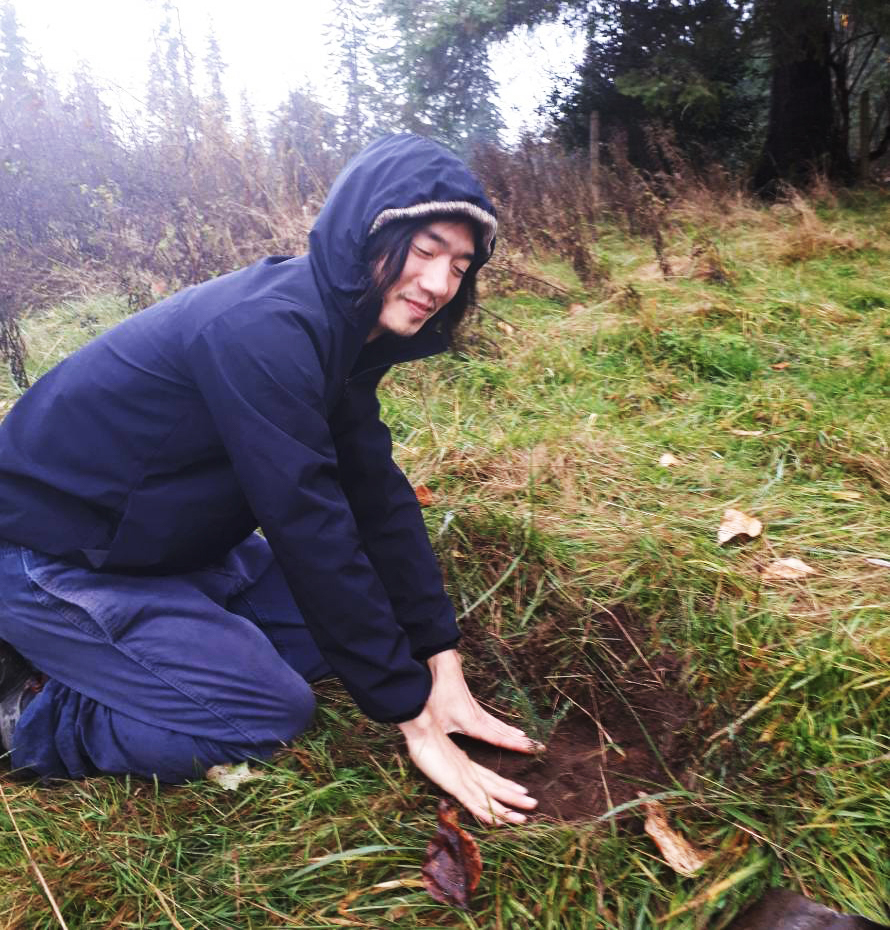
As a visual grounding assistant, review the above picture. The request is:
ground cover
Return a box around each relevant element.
[1,190,888,928]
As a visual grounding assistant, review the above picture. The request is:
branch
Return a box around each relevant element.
[848,34,880,95]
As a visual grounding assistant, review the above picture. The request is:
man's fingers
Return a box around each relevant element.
[460,784,532,826]
[469,761,538,812]
[455,711,545,754]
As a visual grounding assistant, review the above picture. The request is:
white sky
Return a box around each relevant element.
[12,0,582,140]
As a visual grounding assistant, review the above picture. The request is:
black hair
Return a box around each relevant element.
[358,211,490,340]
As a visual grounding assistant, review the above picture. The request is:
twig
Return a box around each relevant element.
[457,549,525,621]
[475,302,522,331]
[0,780,69,929]
[487,261,572,297]
[705,663,803,748]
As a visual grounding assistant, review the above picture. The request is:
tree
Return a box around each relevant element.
[752,0,837,191]
[204,28,229,125]
[752,0,890,192]
[372,0,761,164]
[370,0,563,148]
[268,88,342,204]
[326,0,374,152]
[552,0,760,168]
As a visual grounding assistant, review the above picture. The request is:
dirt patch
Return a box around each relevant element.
[459,606,699,823]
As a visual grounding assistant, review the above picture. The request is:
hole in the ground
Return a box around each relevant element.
[457,605,699,823]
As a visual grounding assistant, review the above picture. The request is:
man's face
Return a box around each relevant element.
[369,220,476,341]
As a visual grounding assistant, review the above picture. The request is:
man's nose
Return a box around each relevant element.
[419,258,452,300]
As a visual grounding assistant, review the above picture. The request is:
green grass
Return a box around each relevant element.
[2,191,888,927]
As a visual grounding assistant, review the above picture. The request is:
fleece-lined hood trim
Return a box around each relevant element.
[369,200,496,253]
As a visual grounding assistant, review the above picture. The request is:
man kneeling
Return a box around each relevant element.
[0,134,537,825]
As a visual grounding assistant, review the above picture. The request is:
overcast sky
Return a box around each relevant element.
[12,0,582,140]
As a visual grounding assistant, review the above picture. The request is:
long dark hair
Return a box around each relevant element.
[358,212,489,340]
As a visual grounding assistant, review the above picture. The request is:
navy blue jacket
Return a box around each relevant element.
[0,135,497,723]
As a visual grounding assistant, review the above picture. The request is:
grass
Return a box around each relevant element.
[2,189,889,928]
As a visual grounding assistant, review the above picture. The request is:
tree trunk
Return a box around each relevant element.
[753,0,844,194]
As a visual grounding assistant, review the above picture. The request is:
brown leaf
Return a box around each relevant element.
[641,795,708,877]
[761,557,816,581]
[422,800,482,910]
[770,361,791,370]
[717,508,763,545]
[567,302,587,315]
[414,485,435,507]
[495,320,516,335]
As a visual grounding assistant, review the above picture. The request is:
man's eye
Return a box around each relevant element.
[453,265,468,277]
[413,244,433,257]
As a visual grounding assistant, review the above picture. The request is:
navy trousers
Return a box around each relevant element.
[0,534,330,781]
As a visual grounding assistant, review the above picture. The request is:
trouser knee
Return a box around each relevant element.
[254,673,317,746]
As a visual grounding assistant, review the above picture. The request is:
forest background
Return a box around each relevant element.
[2,0,890,372]
[1,1,889,927]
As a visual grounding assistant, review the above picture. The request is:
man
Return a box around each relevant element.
[0,134,538,825]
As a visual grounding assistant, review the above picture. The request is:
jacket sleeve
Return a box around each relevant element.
[185,304,432,723]
[330,367,460,661]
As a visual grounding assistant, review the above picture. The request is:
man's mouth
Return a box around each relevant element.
[404,297,433,319]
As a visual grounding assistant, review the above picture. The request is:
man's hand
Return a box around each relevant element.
[397,649,540,825]
[426,649,543,754]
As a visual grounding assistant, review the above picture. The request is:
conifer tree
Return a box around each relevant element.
[326,0,373,152]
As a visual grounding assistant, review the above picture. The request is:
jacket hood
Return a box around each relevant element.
[308,134,497,340]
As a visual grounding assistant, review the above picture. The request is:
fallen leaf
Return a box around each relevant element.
[865,557,890,568]
[718,508,763,545]
[422,800,482,910]
[770,361,791,370]
[828,490,862,501]
[762,557,816,581]
[495,320,515,335]
[658,452,680,467]
[641,795,708,877]
[729,429,764,436]
[207,762,263,791]
[414,485,435,507]
[567,302,587,315]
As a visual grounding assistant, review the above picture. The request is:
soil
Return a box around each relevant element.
[457,606,699,823]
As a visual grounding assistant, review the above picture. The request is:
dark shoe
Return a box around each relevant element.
[0,640,41,752]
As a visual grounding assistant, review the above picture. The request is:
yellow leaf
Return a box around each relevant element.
[495,320,515,335]
[658,452,680,467]
[828,490,862,501]
[717,508,763,545]
[641,795,708,877]
[729,429,764,436]
[762,557,816,581]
